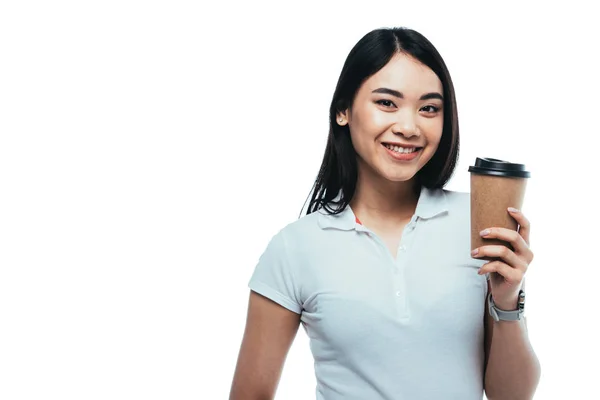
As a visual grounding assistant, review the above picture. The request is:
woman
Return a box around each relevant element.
[230,27,540,400]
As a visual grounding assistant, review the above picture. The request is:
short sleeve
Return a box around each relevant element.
[248,230,303,314]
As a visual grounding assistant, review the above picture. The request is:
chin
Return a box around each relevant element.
[379,168,418,183]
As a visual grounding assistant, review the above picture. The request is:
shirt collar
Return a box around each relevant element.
[317,186,449,230]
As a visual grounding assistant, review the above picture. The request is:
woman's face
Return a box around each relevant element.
[338,52,445,184]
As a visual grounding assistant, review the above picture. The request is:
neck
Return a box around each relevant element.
[349,167,421,229]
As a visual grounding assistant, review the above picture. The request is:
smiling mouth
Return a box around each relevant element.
[382,143,423,154]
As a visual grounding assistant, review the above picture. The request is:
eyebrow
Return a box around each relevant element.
[372,87,444,101]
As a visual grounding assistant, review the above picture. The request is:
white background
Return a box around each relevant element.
[1,1,598,399]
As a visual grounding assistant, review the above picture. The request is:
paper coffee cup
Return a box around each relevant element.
[468,158,531,261]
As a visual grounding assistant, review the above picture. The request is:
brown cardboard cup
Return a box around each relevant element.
[469,158,531,261]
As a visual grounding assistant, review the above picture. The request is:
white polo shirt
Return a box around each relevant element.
[248,186,489,400]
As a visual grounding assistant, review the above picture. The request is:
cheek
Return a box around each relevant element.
[353,104,389,129]
[348,113,376,147]
[348,128,368,156]
[364,108,389,128]
[424,118,444,145]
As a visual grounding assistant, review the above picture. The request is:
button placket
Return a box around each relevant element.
[358,221,414,319]
[392,219,417,318]
[393,252,406,313]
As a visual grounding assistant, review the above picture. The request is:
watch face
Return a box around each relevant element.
[518,290,525,311]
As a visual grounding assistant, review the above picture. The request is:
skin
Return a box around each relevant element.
[229,291,301,400]
[230,51,540,399]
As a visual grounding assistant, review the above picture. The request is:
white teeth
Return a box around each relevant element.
[384,144,418,154]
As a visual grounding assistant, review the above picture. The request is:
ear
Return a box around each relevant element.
[336,110,349,126]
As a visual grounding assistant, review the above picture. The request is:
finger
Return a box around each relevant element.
[480,226,532,259]
[508,207,531,245]
[472,245,529,271]
[478,261,524,286]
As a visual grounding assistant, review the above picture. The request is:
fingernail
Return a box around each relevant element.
[480,229,490,236]
[477,268,483,275]
[508,207,519,213]
[472,248,479,256]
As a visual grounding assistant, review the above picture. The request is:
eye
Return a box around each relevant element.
[421,105,441,113]
[375,99,396,108]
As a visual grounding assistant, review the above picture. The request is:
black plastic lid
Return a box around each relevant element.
[468,157,531,178]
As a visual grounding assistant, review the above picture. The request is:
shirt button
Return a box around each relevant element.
[399,245,406,251]
[396,291,402,297]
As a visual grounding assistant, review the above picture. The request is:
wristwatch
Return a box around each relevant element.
[488,290,525,322]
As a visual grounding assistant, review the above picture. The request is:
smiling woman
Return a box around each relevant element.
[230,26,540,400]
[306,31,459,217]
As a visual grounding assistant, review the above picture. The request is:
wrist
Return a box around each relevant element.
[488,290,526,322]
[493,295,519,311]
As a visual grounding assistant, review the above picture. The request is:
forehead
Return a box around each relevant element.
[362,53,443,96]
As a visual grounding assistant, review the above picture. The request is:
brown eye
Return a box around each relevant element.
[421,105,440,113]
[376,99,396,108]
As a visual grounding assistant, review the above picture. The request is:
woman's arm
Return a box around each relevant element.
[229,290,301,400]
[476,208,541,399]
[483,281,541,400]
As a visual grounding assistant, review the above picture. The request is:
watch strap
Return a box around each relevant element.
[488,291,525,322]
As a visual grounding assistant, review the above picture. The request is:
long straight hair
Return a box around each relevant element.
[302,27,460,216]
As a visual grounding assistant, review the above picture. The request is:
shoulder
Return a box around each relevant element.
[417,186,470,220]
[267,208,349,261]
[275,209,326,243]
[422,188,473,239]
[439,188,471,217]
[441,188,469,205]
[251,213,324,275]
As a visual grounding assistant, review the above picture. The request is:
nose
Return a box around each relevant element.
[391,111,420,138]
